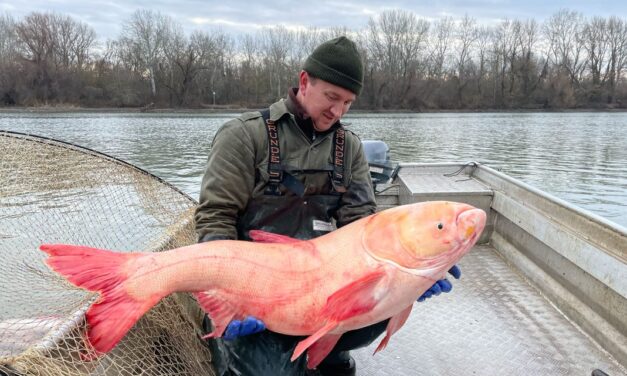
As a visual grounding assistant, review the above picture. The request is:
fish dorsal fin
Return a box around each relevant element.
[250,230,321,259]
[248,230,302,244]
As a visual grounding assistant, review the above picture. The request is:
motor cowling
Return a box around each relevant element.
[361,140,398,189]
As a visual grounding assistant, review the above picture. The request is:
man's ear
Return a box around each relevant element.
[299,70,308,95]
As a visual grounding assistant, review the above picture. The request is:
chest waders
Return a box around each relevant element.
[217,110,387,376]
[214,110,346,376]
[236,109,347,241]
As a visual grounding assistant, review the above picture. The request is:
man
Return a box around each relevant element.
[194,36,459,376]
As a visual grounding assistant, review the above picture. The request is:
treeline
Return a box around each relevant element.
[1,9,626,110]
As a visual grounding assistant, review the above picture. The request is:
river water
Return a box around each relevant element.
[1,111,626,228]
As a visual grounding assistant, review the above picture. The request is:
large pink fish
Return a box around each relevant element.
[41,201,486,368]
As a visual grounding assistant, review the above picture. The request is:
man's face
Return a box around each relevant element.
[299,71,356,132]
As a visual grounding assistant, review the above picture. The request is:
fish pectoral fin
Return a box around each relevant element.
[291,321,338,364]
[374,304,413,354]
[322,269,387,322]
[194,291,236,339]
[292,270,387,366]
[248,230,302,244]
[305,333,342,369]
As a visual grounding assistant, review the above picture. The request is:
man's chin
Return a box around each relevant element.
[313,120,332,132]
[320,118,336,129]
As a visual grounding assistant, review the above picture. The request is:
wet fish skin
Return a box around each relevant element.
[40,200,486,368]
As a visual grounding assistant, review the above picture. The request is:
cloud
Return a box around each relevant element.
[2,0,625,42]
[1,3,16,11]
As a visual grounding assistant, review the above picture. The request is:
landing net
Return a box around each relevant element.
[0,131,215,375]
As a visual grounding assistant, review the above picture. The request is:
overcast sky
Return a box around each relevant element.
[2,0,625,42]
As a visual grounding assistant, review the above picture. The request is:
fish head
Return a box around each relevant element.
[363,201,486,275]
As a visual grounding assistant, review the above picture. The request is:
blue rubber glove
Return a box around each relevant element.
[223,316,266,340]
[417,265,461,302]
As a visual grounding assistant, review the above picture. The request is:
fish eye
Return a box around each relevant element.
[437,223,444,230]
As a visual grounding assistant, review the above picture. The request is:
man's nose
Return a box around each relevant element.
[329,102,343,117]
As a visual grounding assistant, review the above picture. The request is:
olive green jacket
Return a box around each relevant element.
[194,98,376,241]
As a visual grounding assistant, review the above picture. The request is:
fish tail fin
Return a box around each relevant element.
[40,244,160,356]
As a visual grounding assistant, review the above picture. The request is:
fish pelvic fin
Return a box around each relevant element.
[40,244,161,357]
[304,333,342,369]
[291,321,338,364]
[374,304,413,354]
[195,291,237,339]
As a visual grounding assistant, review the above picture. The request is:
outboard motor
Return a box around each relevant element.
[361,140,399,190]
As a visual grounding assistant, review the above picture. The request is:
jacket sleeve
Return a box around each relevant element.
[194,119,256,241]
[335,136,377,227]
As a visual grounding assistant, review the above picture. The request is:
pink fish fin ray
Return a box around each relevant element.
[305,333,342,369]
[374,304,413,354]
[248,230,302,244]
[291,321,338,363]
[39,244,160,356]
[248,230,319,257]
[322,268,387,322]
[195,291,237,339]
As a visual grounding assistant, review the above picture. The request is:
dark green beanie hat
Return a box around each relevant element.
[303,36,364,95]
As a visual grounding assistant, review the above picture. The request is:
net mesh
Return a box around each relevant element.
[0,131,215,375]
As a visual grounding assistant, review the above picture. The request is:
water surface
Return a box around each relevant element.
[1,111,625,228]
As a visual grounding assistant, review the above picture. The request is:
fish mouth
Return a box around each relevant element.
[456,208,487,244]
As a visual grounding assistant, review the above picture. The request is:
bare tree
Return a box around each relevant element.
[260,26,294,100]
[238,34,261,104]
[485,19,530,107]
[4,8,627,110]
[15,12,59,102]
[517,19,541,102]
[454,15,477,77]
[474,25,493,101]
[583,17,609,87]
[291,28,318,71]
[53,14,95,70]
[71,21,96,70]
[120,9,172,98]
[605,17,627,103]
[367,10,429,107]
[162,29,226,107]
[0,13,19,104]
[0,13,18,63]
[544,9,586,86]
[427,16,454,80]
[453,14,478,106]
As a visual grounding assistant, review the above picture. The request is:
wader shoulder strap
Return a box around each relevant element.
[260,109,305,197]
[331,127,347,193]
[260,109,282,195]
[259,109,346,196]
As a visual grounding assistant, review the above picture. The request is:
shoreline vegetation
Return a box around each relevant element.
[1,105,626,114]
[2,9,627,112]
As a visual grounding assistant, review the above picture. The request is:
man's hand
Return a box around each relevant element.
[417,265,461,302]
[223,316,266,340]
